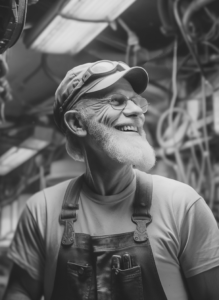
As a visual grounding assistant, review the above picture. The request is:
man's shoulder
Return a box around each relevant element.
[151,174,202,211]
[26,177,79,217]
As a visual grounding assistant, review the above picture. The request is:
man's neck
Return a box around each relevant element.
[83,152,135,196]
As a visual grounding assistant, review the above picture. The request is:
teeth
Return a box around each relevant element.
[117,126,138,132]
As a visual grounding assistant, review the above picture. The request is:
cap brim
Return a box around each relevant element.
[85,67,149,94]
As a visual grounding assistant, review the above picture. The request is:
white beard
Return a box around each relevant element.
[85,118,156,172]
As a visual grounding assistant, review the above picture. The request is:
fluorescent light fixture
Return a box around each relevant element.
[24,0,135,54]
[0,138,49,176]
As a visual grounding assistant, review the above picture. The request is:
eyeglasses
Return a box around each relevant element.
[81,94,149,113]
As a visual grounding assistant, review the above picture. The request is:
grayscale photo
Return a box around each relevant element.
[0,1,219,299]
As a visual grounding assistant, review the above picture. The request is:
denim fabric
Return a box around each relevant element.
[51,232,167,300]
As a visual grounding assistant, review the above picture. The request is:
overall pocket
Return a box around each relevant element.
[112,266,144,300]
[67,261,93,300]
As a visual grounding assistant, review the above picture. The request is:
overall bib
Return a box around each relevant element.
[51,171,168,300]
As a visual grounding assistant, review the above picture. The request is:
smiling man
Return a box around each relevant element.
[3,60,219,300]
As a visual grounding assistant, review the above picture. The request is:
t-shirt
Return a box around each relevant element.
[7,172,219,300]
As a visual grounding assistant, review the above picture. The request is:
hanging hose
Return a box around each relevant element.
[201,78,214,208]
[118,18,140,66]
[156,106,190,183]
[173,0,206,78]
[41,54,62,85]
[182,0,216,38]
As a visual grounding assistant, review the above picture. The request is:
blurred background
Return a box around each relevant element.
[1,0,219,296]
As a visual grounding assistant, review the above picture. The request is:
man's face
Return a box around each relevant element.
[79,78,156,172]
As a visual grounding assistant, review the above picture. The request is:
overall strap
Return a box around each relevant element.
[60,175,84,246]
[132,170,153,243]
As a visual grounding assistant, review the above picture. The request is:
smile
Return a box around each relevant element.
[115,125,138,132]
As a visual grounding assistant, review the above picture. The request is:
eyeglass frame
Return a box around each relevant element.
[73,93,150,114]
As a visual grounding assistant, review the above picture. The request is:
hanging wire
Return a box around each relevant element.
[173,0,206,78]
[182,0,217,41]
[41,54,62,85]
[169,39,178,115]
[0,100,5,123]
[118,18,140,66]
[202,40,219,54]
[173,0,215,203]
[201,78,215,207]
[168,39,188,183]
[23,54,62,85]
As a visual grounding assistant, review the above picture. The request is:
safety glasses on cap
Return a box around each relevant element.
[82,60,129,83]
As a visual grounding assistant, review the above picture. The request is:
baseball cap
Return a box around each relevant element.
[54,60,149,133]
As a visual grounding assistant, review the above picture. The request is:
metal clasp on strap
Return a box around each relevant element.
[60,217,75,246]
[132,215,152,243]
[132,171,153,243]
[60,205,78,246]
[60,177,83,246]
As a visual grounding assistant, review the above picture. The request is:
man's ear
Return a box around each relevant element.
[64,110,87,137]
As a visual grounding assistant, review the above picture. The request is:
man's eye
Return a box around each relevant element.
[110,95,125,106]
[111,99,121,106]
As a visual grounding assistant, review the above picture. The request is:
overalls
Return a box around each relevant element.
[51,171,168,300]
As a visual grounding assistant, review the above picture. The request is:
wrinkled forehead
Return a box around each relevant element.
[83,78,136,100]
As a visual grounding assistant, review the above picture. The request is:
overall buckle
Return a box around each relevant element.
[132,215,152,243]
[60,213,77,246]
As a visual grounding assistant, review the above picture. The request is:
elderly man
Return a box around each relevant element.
[3,60,219,300]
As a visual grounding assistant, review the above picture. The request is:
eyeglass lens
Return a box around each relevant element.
[110,94,148,113]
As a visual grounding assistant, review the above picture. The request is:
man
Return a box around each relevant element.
[3,60,219,300]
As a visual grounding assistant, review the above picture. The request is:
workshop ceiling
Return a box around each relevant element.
[4,0,173,120]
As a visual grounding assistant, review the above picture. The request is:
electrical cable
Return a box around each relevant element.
[23,62,42,84]
[41,54,62,85]
[143,42,175,63]
[156,148,180,181]
[156,36,213,190]
[182,1,219,43]
[182,0,216,40]
[173,0,206,78]
[0,101,5,123]
[147,80,171,96]
[177,53,191,72]
[169,39,188,183]
[203,8,219,41]
[169,39,178,115]
[118,18,140,66]
[190,142,200,172]
[156,106,190,183]
[202,40,219,54]
[23,54,62,85]
[174,1,215,205]
[157,0,176,35]
[201,77,214,207]
[157,0,216,206]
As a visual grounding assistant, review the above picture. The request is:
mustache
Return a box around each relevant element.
[134,115,145,128]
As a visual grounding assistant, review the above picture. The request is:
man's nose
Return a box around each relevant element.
[122,100,143,117]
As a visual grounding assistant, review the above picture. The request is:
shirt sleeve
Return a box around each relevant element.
[179,198,219,278]
[7,203,45,281]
